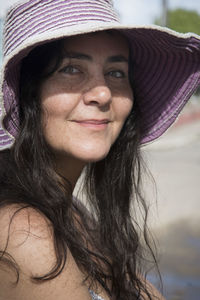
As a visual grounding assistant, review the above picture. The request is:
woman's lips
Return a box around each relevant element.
[71,119,110,129]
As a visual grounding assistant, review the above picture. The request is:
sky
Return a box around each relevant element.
[0,0,200,23]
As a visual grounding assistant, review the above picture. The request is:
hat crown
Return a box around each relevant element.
[3,0,119,57]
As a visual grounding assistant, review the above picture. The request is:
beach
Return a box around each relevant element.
[143,98,200,299]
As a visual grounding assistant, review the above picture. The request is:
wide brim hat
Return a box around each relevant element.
[0,0,200,150]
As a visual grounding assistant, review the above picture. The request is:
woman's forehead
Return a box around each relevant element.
[62,31,129,58]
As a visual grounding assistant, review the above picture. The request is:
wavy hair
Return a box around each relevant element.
[0,32,159,300]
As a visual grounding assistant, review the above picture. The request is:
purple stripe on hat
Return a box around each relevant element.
[6,4,116,39]
[4,0,119,56]
[130,30,165,86]
[133,39,163,94]
[7,0,114,19]
[143,63,189,133]
[130,30,171,88]
[129,31,188,108]
[0,130,10,139]
[142,71,200,143]
[141,51,178,112]
[0,127,14,146]
[8,7,115,40]
[0,138,12,145]
[6,0,116,30]
[124,30,200,142]
[5,15,116,56]
[143,50,189,118]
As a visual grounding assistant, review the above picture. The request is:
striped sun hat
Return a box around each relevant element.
[0,0,200,149]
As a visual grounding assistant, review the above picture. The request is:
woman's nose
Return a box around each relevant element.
[83,84,112,107]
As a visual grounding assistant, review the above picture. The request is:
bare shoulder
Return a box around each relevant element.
[0,205,91,300]
[0,204,54,274]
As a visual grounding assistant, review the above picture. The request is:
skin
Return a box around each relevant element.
[40,32,133,186]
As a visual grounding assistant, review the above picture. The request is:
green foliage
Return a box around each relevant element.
[168,9,200,35]
[155,8,200,35]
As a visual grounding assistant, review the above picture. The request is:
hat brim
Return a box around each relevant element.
[1,22,200,149]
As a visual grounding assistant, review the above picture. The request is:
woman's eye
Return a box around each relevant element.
[108,70,126,78]
[59,65,80,75]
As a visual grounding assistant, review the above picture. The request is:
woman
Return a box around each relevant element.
[0,0,199,299]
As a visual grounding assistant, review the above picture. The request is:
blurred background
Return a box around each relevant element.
[0,1,200,299]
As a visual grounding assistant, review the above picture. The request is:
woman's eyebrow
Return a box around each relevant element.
[106,55,128,63]
[63,52,92,61]
[63,52,128,63]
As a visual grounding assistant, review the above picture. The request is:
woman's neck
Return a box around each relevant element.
[55,154,86,190]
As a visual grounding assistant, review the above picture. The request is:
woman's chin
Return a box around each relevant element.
[52,142,112,164]
[72,146,111,163]
[78,150,110,163]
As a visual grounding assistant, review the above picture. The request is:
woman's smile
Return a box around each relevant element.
[70,119,111,130]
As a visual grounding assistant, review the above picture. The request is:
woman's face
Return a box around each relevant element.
[40,31,133,165]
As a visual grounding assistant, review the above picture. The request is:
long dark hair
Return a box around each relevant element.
[0,32,159,300]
